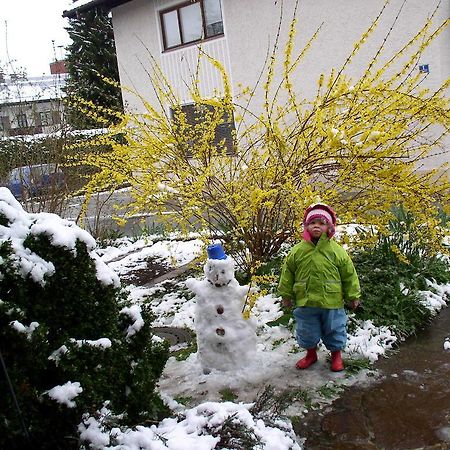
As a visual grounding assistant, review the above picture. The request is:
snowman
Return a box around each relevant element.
[185,243,257,374]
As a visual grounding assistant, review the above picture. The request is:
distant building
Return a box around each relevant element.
[0,72,67,138]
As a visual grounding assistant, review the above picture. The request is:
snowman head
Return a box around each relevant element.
[204,258,235,287]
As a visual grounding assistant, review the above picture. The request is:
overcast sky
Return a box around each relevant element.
[1,1,74,77]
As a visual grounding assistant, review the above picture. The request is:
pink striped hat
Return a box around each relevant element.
[304,208,334,226]
[302,203,337,239]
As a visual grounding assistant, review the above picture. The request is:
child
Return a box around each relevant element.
[277,203,361,372]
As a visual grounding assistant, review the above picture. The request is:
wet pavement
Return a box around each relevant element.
[152,326,194,347]
[294,306,450,449]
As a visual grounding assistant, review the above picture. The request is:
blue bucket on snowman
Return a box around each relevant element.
[207,243,227,260]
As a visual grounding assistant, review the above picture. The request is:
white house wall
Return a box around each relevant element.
[111,0,160,113]
[158,38,231,105]
[222,0,448,171]
[225,0,448,95]
[111,0,449,169]
[112,0,232,112]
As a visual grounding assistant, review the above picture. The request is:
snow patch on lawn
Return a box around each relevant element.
[346,319,397,362]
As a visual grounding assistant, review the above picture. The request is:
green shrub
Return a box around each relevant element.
[0,190,169,449]
[352,206,449,338]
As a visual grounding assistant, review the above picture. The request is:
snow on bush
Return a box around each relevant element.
[0,187,118,287]
[0,187,170,449]
[46,381,83,408]
[419,280,450,312]
[78,401,301,450]
[9,319,39,339]
[121,304,144,338]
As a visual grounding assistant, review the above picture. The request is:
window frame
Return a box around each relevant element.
[39,111,54,126]
[160,0,224,52]
[16,113,28,129]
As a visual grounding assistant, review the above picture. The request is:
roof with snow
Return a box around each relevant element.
[63,0,133,18]
[0,74,67,106]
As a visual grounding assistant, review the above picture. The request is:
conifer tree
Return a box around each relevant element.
[64,7,122,129]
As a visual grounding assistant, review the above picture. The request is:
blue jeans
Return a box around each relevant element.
[293,307,347,352]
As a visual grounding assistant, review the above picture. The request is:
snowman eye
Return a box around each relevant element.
[221,270,225,274]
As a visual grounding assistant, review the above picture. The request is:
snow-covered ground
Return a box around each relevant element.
[2,188,449,449]
[86,235,450,449]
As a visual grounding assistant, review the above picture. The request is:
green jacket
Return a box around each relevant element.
[278,234,361,309]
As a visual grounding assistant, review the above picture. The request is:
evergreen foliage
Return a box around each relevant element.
[0,193,169,449]
[352,206,450,338]
[64,7,123,129]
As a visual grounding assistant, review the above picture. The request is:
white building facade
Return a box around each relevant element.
[0,74,67,138]
[66,0,449,170]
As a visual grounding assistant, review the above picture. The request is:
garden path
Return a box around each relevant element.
[295,306,450,449]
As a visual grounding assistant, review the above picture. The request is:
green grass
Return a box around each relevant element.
[219,388,239,402]
[343,357,372,376]
[316,382,344,399]
[172,341,197,361]
[173,396,193,406]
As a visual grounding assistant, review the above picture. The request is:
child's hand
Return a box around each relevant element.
[349,299,361,310]
[282,297,293,309]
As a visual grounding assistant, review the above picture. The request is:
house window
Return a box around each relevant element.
[16,113,28,128]
[171,102,235,156]
[39,111,54,126]
[160,0,224,51]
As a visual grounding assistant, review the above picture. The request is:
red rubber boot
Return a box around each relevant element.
[330,350,344,372]
[295,348,318,370]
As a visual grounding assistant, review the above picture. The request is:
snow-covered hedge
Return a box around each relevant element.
[78,400,301,450]
[0,188,169,449]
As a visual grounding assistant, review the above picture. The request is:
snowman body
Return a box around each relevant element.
[185,257,256,373]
